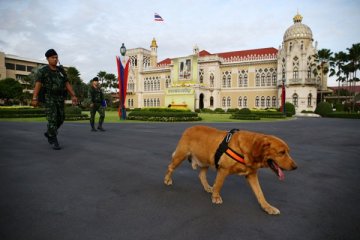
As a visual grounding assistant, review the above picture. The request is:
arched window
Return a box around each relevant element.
[272,96,277,107]
[266,96,271,107]
[157,98,160,107]
[238,74,243,87]
[144,99,146,107]
[222,97,226,107]
[293,67,299,79]
[307,67,312,78]
[243,96,247,107]
[307,93,312,107]
[261,96,265,108]
[210,96,214,107]
[244,74,248,87]
[272,72,277,86]
[289,42,293,51]
[150,99,154,107]
[255,96,259,107]
[227,75,231,88]
[222,75,226,88]
[256,74,260,86]
[293,93,298,107]
[210,73,214,87]
[238,97,242,107]
[261,73,265,86]
[227,97,231,107]
[267,73,271,86]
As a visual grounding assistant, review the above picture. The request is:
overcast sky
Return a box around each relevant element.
[1,0,359,86]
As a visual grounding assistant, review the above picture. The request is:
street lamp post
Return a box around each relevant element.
[116,43,130,120]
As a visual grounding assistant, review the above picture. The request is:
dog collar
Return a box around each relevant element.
[214,129,246,168]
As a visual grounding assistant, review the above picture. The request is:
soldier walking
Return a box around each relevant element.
[89,77,106,132]
[31,49,78,150]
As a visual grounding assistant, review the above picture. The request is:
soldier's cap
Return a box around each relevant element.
[45,49,58,58]
[92,77,99,82]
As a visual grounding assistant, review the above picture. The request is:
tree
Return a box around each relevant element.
[0,78,23,105]
[104,73,117,92]
[346,43,360,111]
[97,71,107,85]
[330,51,348,103]
[313,48,334,102]
[66,67,89,103]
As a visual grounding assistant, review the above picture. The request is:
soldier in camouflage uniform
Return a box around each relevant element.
[31,49,78,150]
[89,77,106,132]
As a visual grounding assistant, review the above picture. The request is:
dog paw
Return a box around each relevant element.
[204,186,213,193]
[211,195,223,204]
[263,205,280,215]
[164,177,173,186]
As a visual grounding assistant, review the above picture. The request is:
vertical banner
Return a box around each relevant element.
[281,83,286,113]
[116,56,130,120]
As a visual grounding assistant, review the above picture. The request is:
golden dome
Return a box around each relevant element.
[283,13,313,41]
[151,38,158,48]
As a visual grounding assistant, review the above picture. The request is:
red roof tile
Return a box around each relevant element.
[199,47,278,59]
[157,58,171,66]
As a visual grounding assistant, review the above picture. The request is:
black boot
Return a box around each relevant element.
[90,121,97,132]
[97,126,105,132]
[52,137,61,150]
[44,132,54,144]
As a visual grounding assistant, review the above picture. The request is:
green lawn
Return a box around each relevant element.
[0,110,291,123]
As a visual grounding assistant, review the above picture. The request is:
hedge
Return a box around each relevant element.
[0,108,45,118]
[230,113,260,120]
[127,109,201,121]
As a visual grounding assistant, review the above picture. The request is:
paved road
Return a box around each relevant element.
[0,118,359,240]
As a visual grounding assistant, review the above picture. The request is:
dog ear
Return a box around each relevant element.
[252,136,270,159]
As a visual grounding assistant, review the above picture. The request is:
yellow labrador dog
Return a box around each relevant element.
[164,125,297,215]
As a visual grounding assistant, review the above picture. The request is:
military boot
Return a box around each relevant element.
[44,132,55,144]
[91,124,97,132]
[97,119,105,131]
[52,137,61,150]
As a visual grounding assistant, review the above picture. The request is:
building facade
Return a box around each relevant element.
[124,13,325,113]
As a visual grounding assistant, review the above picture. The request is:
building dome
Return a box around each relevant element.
[283,13,313,42]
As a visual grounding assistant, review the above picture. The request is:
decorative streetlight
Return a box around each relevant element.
[116,43,130,120]
[281,78,286,114]
[120,43,126,57]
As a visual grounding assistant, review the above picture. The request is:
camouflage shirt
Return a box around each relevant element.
[35,66,68,102]
[90,86,104,104]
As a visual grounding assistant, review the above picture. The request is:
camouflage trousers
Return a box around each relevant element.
[90,104,105,127]
[45,100,65,137]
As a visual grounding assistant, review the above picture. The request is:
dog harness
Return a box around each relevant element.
[214,129,246,169]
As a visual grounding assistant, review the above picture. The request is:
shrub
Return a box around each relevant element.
[315,102,333,117]
[238,108,251,114]
[325,112,360,119]
[226,108,239,113]
[284,102,295,116]
[230,113,260,120]
[65,106,82,115]
[214,108,225,113]
[0,107,45,118]
[127,108,201,122]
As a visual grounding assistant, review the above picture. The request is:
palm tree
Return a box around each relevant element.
[346,43,360,111]
[97,71,107,85]
[330,51,348,103]
[313,48,334,102]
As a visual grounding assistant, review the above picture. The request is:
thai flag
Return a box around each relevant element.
[154,13,164,21]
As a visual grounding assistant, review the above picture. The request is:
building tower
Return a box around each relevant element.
[277,12,320,113]
[150,38,158,67]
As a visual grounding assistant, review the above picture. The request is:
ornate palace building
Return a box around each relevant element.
[124,13,327,113]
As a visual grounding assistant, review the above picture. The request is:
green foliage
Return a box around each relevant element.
[226,108,239,113]
[214,108,225,113]
[334,103,345,112]
[315,102,333,116]
[0,78,23,104]
[0,107,45,118]
[65,106,82,115]
[238,108,251,114]
[284,102,296,116]
[230,113,260,120]
[128,108,201,121]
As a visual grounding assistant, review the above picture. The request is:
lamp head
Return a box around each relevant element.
[120,43,126,56]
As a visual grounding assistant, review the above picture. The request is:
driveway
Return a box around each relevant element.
[0,118,359,240]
